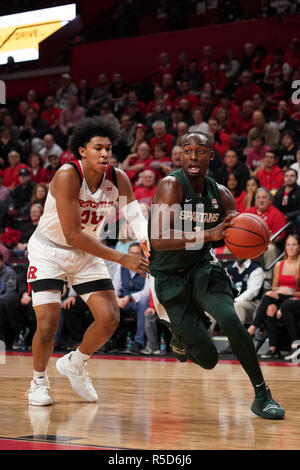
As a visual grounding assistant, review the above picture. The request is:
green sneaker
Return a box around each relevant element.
[251,386,285,420]
[170,336,188,363]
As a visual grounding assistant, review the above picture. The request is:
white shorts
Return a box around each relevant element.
[27,230,113,298]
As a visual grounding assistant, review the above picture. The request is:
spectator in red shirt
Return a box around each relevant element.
[212,93,240,130]
[265,77,287,113]
[174,81,199,110]
[199,44,215,76]
[251,45,272,82]
[59,127,76,165]
[234,71,262,106]
[146,143,171,181]
[225,171,246,213]
[149,121,174,156]
[60,148,76,165]
[41,95,61,129]
[121,142,152,183]
[27,90,40,113]
[234,100,254,137]
[3,151,28,190]
[256,150,284,194]
[145,86,173,116]
[130,123,148,154]
[214,107,235,134]
[44,154,61,183]
[245,187,286,282]
[264,48,292,85]
[204,61,228,93]
[208,117,231,159]
[284,37,300,70]
[133,170,157,208]
[155,52,175,84]
[161,73,177,103]
[124,90,146,116]
[27,153,47,184]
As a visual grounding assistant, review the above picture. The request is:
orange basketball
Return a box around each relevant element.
[224,213,271,259]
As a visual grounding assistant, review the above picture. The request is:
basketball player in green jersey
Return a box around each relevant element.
[148,132,285,420]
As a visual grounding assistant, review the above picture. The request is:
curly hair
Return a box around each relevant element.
[70,117,120,159]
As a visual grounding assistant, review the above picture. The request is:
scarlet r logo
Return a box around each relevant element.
[27,266,37,280]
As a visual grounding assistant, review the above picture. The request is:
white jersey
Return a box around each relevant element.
[37,160,119,247]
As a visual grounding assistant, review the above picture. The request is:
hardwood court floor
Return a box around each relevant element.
[0,352,299,450]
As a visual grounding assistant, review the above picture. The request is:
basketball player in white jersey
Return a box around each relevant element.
[26,117,149,406]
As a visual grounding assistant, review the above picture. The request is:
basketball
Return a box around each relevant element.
[224,213,271,259]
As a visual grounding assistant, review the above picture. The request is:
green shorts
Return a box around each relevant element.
[149,261,238,349]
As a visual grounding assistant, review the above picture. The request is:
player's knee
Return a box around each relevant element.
[187,343,218,370]
[36,320,58,341]
[97,306,120,333]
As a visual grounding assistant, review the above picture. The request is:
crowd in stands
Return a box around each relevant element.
[0,34,300,361]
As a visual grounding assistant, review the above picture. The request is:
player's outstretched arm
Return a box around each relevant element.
[51,167,149,277]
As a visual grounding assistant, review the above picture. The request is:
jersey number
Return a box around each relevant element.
[81,210,104,231]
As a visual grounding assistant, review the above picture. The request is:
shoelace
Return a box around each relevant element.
[25,381,50,397]
[69,363,92,384]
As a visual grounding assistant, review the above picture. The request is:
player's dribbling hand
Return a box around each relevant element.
[122,254,149,278]
[211,213,237,241]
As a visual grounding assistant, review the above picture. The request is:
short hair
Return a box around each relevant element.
[0,252,3,262]
[255,187,272,200]
[264,150,276,158]
[282,130,295,141]
[70,117,120,160]
[224,148,238,158]
[182,132,213,151]
[154,142,167,153]
[8,150,20,159]
[250,132,265,143]
[284,168,298,177]
[152,120,166,130]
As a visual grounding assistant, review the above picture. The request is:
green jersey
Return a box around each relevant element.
[149,169,224,276]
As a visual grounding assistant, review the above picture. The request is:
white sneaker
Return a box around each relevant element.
[140,347,161,355]
[56,352,98,402]
[25,377,53,406]
[284,348,300,362]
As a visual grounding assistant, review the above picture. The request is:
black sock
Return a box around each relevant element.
[254,381,268,398]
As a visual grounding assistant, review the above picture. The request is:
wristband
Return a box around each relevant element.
[121,199,148,242]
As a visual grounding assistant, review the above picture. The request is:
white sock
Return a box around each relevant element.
[33,370,47,381]
[69,347,90,367]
